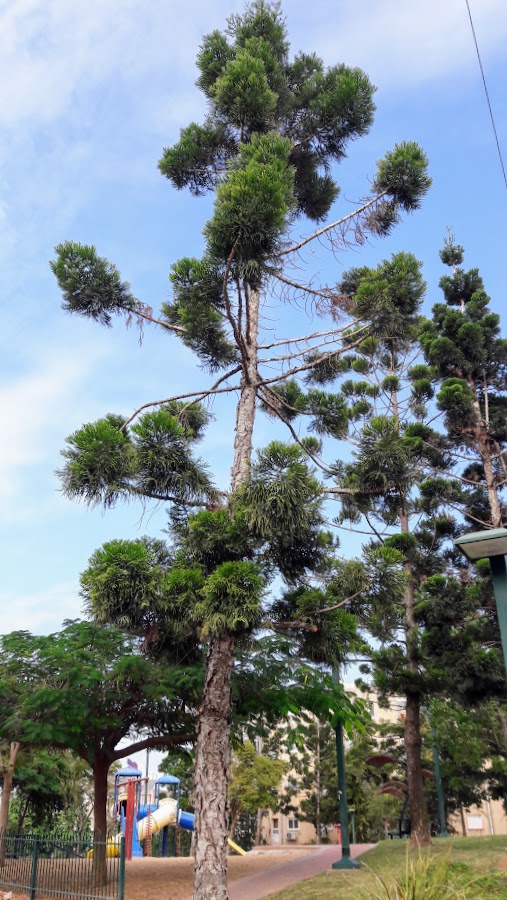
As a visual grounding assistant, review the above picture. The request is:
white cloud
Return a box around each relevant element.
[0,580,82,633]
[0,0,238,129]
[310,0,507,87]
[1,0,503,139]
[0,343,105,501]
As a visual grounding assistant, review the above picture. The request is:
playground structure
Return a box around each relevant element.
[96,765,245,860]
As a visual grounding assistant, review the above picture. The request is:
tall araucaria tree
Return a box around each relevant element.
[414,240,507,787]
[274,252,458,846]
[420,235,507,529]
[51,4,430,896]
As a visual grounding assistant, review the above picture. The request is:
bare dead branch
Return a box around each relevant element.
[259,326,369,367]
[177,365,242,420]
[270,271,338,301]
[258,330,369,387]
[276,191,388,259]
[121,379,242,429]
[258,321,363,350]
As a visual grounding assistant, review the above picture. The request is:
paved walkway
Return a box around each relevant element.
[229,844,376,900]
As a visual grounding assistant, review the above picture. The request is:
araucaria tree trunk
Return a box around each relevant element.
[404,694,429,846]
[401,517,430,848]
[192,634,237,900]
[192,287,259,899]
[231,289,259,490]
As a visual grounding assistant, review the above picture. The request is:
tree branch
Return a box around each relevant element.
[135,307,186,335]
[311,587,367,615]
[177,365,242,420]
[259,326,368,366]
[275,192,387,258]
[121,379,242,429]
[111,733,196,761]
[258,331,369,387]
[270,270,341,301]
[223,243,244,356]
[258,321,362,350]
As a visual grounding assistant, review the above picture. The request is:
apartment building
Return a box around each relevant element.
[259,685,507,844]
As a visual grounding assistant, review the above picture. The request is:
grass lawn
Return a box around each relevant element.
[269,837,507,899]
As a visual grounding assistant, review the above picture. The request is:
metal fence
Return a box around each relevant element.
[0,831,125,900]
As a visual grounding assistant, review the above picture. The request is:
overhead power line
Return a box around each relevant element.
[465,0,507,192]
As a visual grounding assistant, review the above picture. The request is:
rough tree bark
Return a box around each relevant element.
[230,288,259,489]
[468,375,503,528]
[459,803,467,837]
[192,287,260,899]
[404,694,430,846]
[228,809,239,841]
[400,509,430,848]
[192,634,237,900]
[92,754,110,887]
[481,436,503,528]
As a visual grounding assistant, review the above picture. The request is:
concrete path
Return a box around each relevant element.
[229,844,376,900]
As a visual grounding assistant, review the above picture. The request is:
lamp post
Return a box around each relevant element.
[454,528,507,674]
[420,704,448,838]
[428,720,449,838]
[331,669,360,870]
[332,718,360,869]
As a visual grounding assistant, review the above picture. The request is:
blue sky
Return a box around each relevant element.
[1,0,506,646]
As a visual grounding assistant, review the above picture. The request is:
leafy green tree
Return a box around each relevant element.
[51,3,430,894]
[65,429,372,881]
[55,754,115,836]
[416,562,505,708]
[267,716,397,844]
[10,749,74,832]
[427,699,486,834]
[312,248,507,845]
[406,242,507,773]
[279,718,339,843]
[228,742,286,841]
[159,749,195,812]
[0,742,21,861]
[428,698,507,834]
[343,724,402,842]
[0,621,198,877]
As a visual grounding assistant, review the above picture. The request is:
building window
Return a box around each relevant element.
[287,818,299,831]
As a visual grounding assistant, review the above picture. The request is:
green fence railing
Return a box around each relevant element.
[0,831,125,900]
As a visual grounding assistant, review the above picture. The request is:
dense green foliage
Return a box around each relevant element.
[420,236,507,528]
[228,742,286,837]
[0,621,198,760]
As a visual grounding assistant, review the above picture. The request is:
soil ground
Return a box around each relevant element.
[124,848,312,900]
[0,847,312,900]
